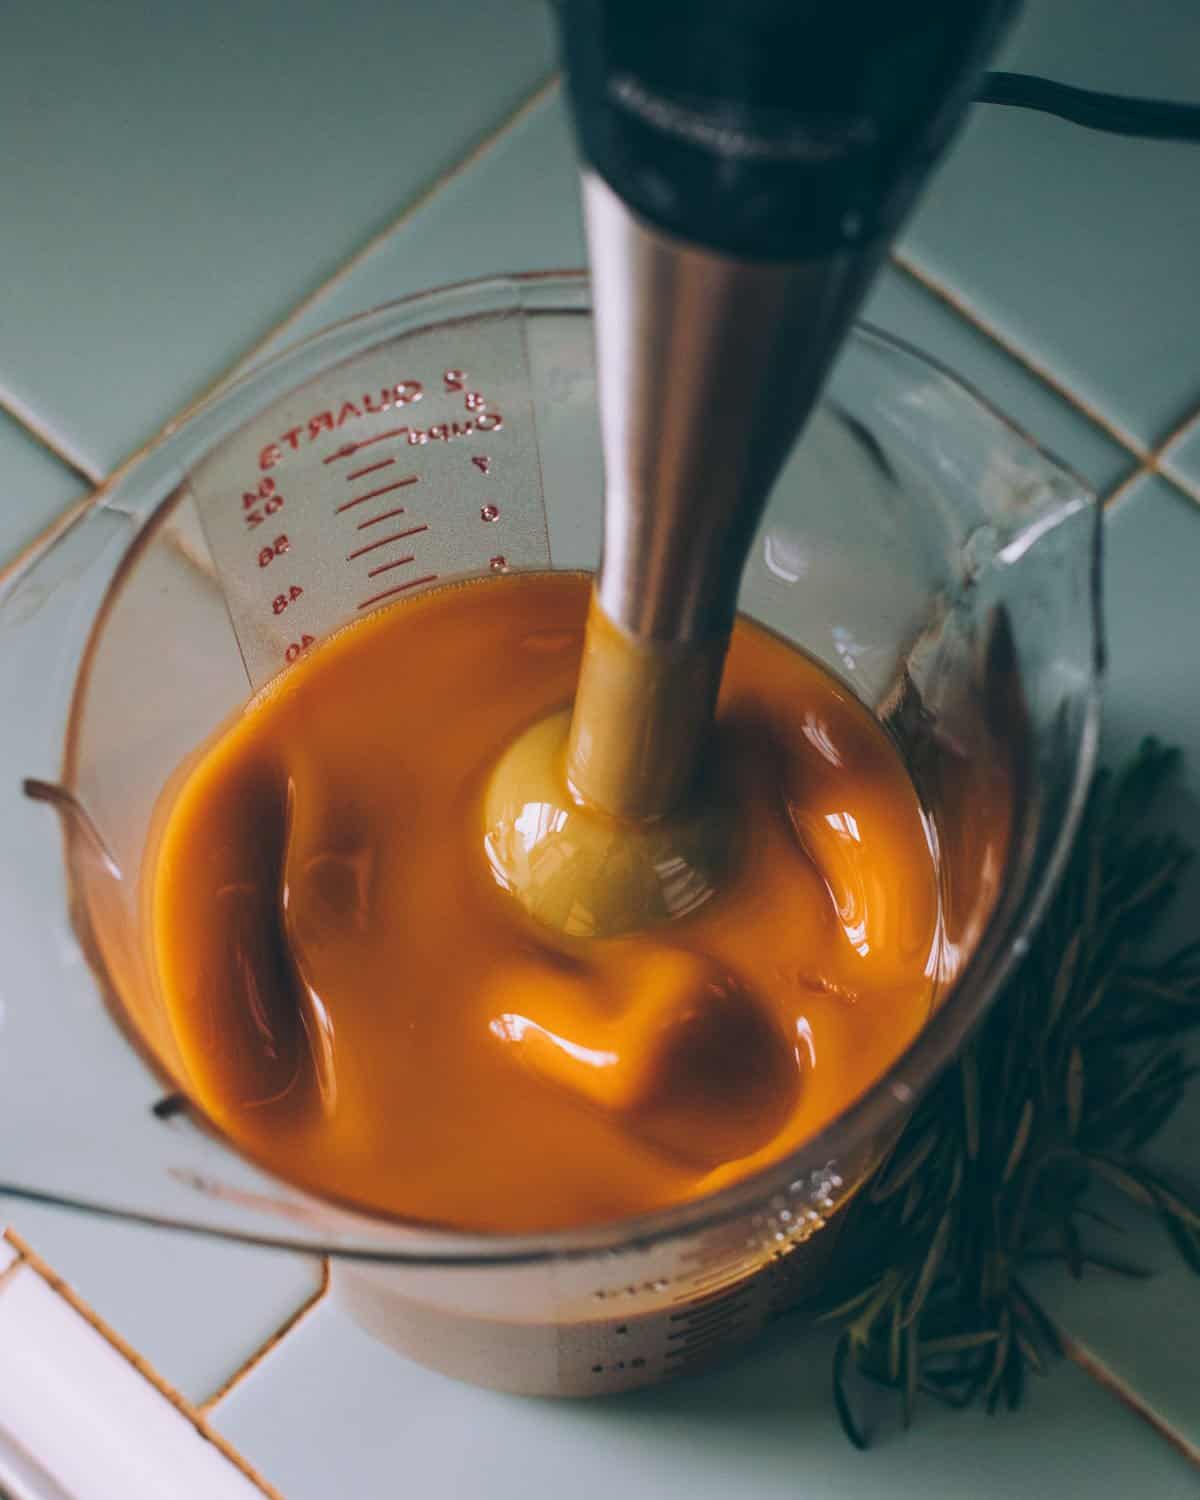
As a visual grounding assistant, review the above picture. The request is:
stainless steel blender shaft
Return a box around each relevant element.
[584,170,877,647]
[557,0,1019,818]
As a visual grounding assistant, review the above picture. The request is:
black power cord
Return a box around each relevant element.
[979,70,1200,141]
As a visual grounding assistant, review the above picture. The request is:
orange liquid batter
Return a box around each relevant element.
[147,572,941,1232]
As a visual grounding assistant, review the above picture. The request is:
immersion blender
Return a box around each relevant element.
[551,0,1018,860]
[488,0,1018,934]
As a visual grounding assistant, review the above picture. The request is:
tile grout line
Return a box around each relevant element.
[116,69,562,474]
[0,381,104,487]
[891,249,1200,514]
[7,74,1200,552]
[1148,401,1200,472]
[1158,407,1200,508]
[11,62,1198,596]
[1099,400,1200,512]
[13,1216,1192,1476]
[1160,469,1200,508]
[217,71,562,388]
[1,82,559,1443]
[0,488,101,594]
[0,71,562,593]
[2,1229,284,1500]
[0,1253,26,1296]
[1065,1333,1200,1471]
[890,248,1151,462]
[1102,466,1148,512]
[2,1221,1196,1484]
[198,1259,331,1414]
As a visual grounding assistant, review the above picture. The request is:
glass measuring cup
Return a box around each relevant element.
[0,273,1100,1395]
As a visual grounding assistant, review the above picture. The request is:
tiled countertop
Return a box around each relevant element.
[1,2,1198,1495]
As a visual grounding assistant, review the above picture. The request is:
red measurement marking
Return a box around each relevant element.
[335,476,418,514]
[366,554,416,579]
[345,524,428,561]
[357,575,439,610]
[285,635,316,663]
[356,506,408,530]
[345,458,395,482]
[481,504,500,522]
[323,427,412,464]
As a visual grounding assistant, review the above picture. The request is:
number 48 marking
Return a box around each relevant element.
[272,585,304,616]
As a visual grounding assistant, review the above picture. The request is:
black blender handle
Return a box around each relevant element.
[556,0,1020,261]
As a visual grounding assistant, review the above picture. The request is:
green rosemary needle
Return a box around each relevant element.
[822,738,1200,1448]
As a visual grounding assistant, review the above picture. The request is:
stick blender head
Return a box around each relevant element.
[484,0,1020,936]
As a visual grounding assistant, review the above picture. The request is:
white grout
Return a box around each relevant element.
[0,1271,268,1498]
[1158,407,1200,506]
[0,74,561,507]
[0,379,104,486]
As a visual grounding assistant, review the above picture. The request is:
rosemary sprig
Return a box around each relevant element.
[823,738,1200,1447]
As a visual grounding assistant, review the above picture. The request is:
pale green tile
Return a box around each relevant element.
[1023,1191,1200,1456]
[0,410,87,565]
[998,0,1200,95]
[2,1195,322,1406]
[0,0,554,476]
[901,0,1200,447]
[247,91,583,366]
[213,1300,1198,1500]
